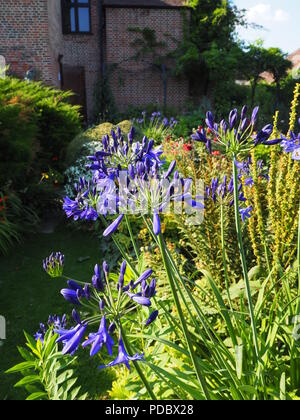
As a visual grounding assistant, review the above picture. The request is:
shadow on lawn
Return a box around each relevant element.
[0,225,117,400]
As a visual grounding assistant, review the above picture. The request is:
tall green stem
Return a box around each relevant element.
[120,324,157,400]
[232,156,260,359]
[125,215,139,260]
[100,215,138,276]
[220,203,234,313]
[157,233,211,400]
[296,203,300,315]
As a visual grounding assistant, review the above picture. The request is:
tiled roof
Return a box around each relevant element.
[288,49,300,66]
[103,0,186,8]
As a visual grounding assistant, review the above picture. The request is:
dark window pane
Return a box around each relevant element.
[70,7,76,32]
[78,8,90,32]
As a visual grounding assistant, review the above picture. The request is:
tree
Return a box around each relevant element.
[173,0,246,102]
[238,41,269,107]
[264,48,292,108]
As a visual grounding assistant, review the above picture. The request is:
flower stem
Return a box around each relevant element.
[125,215,140,260]
[157,233,211,400]
[220,203,234,313]
[100,215,138,276]
[296,203,300,315]
[120,325,157,400]
[232,156,260,359]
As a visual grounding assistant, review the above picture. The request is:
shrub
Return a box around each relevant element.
[0,77,81,187]
[66,120,132,164]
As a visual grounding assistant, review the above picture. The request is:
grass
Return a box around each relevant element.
[0,225,116,400]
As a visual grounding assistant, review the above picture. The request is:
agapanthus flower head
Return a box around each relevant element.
[101,159,204,238]
[99,336,144,371]
[43,252,64,278]
[200,105,280,157]
[86,128,164,178]
[53,257,158,367]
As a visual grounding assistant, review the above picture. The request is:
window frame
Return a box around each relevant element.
[62,0,92,35]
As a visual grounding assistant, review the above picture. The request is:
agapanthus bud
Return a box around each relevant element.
[120,261,127,276]
[240,118,248,133]
[99,299,105,311]
[43,252,65,278]
[206,111,214,130]
[145,310,159,327]
[128,126,135,144]
[220,120,228,133]
[251,106,259,125]
[229,109,238,130]
[103,261,109,276]
[84,284,91,300]
[61,289,81,305]
[67,280,83,293]
[72,309,81,324]
[108,322,116,334]
[103,214,124,237]
[165,160,176,178]
[153,212,161,236]
[241,105,247,121]
[127,292,152,307]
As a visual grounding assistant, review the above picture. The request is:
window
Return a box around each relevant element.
[62,0,91,34]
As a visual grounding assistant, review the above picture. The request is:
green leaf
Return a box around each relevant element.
[6,361,36,374]
[147,362,204,400]
[17,346,35,362]
[14,375,41,388]
[280,372,286,401]
[235,345,243,380]
[26,392,48,401]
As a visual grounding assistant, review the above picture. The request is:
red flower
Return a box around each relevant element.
[212,151,221,156]
[183,144,192,152]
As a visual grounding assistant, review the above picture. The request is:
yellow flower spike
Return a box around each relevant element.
[288,83,300,135]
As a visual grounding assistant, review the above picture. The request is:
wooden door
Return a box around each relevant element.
[62,65,87,122]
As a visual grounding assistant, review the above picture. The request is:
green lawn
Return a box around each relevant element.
[0,226,116,400]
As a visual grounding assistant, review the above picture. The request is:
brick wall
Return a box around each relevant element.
[0,1,188,119]
[105,6,189,111]
[0,0,55,84]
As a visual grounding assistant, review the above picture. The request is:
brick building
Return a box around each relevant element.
[0,0,189,121]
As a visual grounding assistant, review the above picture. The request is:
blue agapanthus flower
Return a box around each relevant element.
[99,337,144,371]
[82,315,114,357]
[55,312,87,356]
[281,131,300,160]
[239,206,253,222]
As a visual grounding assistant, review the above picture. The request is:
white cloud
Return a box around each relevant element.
[273,9,289,22]
[246,3,290,25]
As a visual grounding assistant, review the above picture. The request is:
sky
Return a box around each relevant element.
[233,0,300,54]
